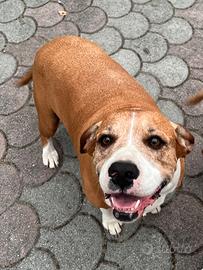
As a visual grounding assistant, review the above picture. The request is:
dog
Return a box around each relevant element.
[18,36,194,235]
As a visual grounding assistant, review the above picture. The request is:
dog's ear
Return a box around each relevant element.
[80,121,102,155]
[171,122,194,158]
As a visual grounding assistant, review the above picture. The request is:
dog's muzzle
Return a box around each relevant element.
[105,180,168,222]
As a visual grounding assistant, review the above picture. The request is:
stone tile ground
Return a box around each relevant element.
[0,0,202,269]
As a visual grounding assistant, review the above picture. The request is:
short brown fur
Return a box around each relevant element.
[18,36,192,209]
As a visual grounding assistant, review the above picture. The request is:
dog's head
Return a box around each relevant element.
[80,111,194,222]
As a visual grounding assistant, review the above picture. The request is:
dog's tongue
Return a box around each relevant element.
[111,194,155,214]
[112,194,136,208]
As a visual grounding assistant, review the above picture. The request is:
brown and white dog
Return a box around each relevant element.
[18,36,194,235]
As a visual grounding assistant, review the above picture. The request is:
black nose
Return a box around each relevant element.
[108,161,140,190]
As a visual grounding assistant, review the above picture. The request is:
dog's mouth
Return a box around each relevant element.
[105,180,168,222]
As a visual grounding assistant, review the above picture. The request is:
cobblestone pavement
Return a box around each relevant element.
[0,0,203,269]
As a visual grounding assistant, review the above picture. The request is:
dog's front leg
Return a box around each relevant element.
[100,208,123,236]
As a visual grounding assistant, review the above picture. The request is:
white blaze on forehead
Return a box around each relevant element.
[127,112,136,145]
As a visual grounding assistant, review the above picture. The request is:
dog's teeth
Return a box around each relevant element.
[134,200,140,209]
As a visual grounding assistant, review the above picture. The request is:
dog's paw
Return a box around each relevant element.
[103,218,122,236]
[101,208,122,236]
[151,206,161,214]
[42,139,59,168]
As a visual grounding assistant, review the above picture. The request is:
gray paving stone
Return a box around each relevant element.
[37,20,79,40]
[3,249,57,270]
[0,52,17,84]
[82,27,122,55]
[61,0,92,12]
[21,173,81,228]
[157,99,184,124]
[6,139,61,186]
[108,12,149,39]
[111,49,141,76]
[0,163,22,215]
[0,0,25,23]
[186,114,203,135]
[133,0,173,24]
[24,0,50,8]
[25,2,65,28]
[0,17,36,43]
[6,36,47,66]
[143,55,189,87]
[169,29,203,69]
[68,7,107,34]
[0,78,29,115]
[93,0,132,17]
[124,32,168,62]
[37,215,103,270]
[55,124,76,157]
[168,0,196,9]
[162,79,203,116]
[106,226,172,270]
[96,262,119,270]
[61,156,81,180]
[136,72,161,101]
[175,251,203,270]
[151,17,193,45]
[0,106,39,147]
[185,132,203,177]
[0,32,6,51]
[175,1,203,28]
[143,193,203,253]
[107,220,142,242]
[132,0,151,3]
[0,130,6,159]
[183,175,203,201]
[190,67,203,82]
[80,198,101,220]
[0,203,39,268]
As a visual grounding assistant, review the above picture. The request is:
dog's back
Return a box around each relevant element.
[18,36,159,151]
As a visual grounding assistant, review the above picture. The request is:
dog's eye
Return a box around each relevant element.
[146,135,166,150]
[98,135,114,148]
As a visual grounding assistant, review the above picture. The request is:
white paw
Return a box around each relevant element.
[42,139,59,168]
[100,208,122,236]
[103,219,122,236]
[151,206,161,214]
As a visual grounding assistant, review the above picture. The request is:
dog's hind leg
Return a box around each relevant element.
[39,111,59,168]
[34,87,60,168]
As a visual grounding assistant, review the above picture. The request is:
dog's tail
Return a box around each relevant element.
[17,68,33,87]
[186,90,203,105]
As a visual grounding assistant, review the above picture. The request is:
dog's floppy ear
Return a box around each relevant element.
[80,121,102,154]
[171,122,194,158]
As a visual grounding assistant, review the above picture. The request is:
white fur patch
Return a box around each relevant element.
[42,138,59,168]
[127,112,136,145]
[143,159,181,216]
[100,208,122,235]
